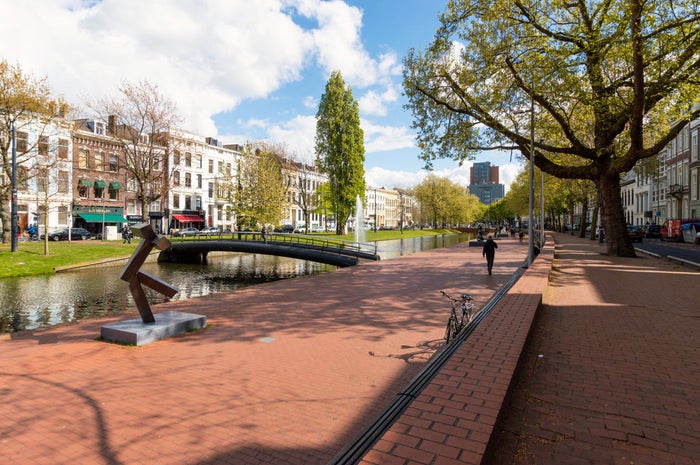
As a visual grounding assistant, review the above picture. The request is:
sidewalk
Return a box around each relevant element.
[0,236,527,465]
[489,232,700,465]
[3,232,697,465]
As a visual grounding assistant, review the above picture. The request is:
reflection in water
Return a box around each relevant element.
[0,234,470,333]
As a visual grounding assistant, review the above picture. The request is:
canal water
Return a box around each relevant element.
[0,233,471,333]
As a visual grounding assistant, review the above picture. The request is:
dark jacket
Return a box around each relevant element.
[482,238,498,257]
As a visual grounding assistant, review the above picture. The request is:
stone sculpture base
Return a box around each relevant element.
[101,311,206,346]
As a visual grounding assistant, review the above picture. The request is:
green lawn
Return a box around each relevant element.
[0,240,138,278]
[0,228,459,278]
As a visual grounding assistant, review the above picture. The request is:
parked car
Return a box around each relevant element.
[274,224,294,233]
[644,224,662,238]
[44,227,92,241]
[198,226,221,236]
[175,227,200,236]
[627,225,644,243]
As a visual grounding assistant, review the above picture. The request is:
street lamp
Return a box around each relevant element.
[10,121,18,252]
[527,97,535,267]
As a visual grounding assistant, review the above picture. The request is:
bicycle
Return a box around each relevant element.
[440,290,475,344]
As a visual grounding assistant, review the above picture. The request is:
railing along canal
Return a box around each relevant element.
[171,231,379,261]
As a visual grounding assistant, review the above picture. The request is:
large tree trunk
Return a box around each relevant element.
[589,200,600,240]
[598,174,635,257]
[579,194,589,238]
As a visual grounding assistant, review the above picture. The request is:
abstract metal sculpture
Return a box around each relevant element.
[119,223,178,323]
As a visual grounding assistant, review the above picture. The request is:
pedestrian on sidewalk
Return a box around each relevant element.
[482,235,498,275]
[122,224,131,244]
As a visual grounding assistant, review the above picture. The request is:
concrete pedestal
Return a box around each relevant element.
[101,311,206,346]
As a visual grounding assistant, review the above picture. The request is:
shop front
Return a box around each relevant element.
[72,205,128,240]
[169,210,205,235]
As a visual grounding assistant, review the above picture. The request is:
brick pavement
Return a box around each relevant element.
[488,232,700,465]
[0,237,527,465]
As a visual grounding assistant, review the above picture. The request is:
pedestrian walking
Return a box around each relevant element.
[261,225,267,244]
[122,224,131,244]
[482,235,498,275]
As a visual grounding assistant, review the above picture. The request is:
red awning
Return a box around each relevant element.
[172,214,203,222]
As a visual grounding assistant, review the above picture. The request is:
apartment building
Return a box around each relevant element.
[72,119,133,238]
[11,117,74,236]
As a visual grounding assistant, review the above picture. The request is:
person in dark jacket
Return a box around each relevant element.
[482,235,498,275]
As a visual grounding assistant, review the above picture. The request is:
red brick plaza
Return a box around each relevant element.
[1,232,698,465]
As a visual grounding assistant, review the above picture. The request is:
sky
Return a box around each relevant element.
[2,0,522,192]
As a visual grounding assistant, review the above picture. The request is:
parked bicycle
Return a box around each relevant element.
[441,290,475,344]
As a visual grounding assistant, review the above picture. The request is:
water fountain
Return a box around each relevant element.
[354,195,366,243]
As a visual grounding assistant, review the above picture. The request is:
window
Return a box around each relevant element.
[218,161,224,174]
[208,159,214,174]
[94,152,104,171]
[78,180,89,198]
[208,182,214,198]
[95,122,105,135]
[185,195,192,209]
[185,152,191,167]
[39,136,49,155]
[196,154,202,169]
[197,174,202,189]
[94,182,105,199]
[172,194,180,209]
[58,170,69,194]
[16,131,28,152]
[174,151,181,165]
[58,206,68,225]
[58,138,69,159]
[109,154,119,172]
[36,167,49,193]
[78,149,89,168]
[692,132,698,163]
[108,183,119,200]
[185,172,191,188]
[173,171,180,186]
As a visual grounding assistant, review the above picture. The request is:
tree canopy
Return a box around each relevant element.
[404,0,700,256]
[0,59,69,243]
[315,70,365,234]
[413,174,482,227]
[223,143,288,230]
[90,80,181,221]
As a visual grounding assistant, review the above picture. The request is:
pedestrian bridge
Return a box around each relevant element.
[158,232,380,267]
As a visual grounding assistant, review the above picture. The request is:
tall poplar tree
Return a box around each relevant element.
[315,70,365,235]
[404,0,700,256]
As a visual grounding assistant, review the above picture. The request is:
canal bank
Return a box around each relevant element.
[2,234,473,333]
[0,236,528,465]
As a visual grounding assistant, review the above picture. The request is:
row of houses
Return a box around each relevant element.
[566,116,700,232]
[3,114,417,239]
[620,117,699,227]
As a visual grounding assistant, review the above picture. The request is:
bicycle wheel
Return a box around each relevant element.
[444,315,458,343]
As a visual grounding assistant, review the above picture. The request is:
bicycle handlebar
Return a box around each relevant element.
[440,290,473,302]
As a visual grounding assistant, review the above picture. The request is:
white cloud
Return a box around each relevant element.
[362,120,415,153]
[0,0,386,134]
[266,115,317,161]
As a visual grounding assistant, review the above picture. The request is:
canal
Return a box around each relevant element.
[0,234,471,333]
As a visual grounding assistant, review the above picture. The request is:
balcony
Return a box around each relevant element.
[667,183,688,198]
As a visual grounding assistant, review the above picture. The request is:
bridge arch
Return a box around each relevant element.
[158,233,379,268]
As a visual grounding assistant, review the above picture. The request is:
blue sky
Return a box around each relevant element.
[2,0,521,191]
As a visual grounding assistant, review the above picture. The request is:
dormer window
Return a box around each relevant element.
[95,122,105,135]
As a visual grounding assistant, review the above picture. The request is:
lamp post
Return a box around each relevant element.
[527,97,535,267]
[10,121,18,252]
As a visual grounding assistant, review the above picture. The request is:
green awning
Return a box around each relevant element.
[78,179,93,187]
[77,213,128,223]
[109,182,122,190]
[94,180,108,188]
